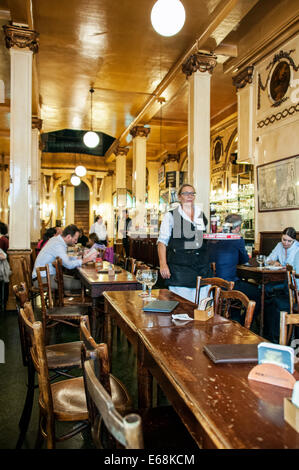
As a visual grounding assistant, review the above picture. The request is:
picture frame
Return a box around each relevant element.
[256,155,299,212]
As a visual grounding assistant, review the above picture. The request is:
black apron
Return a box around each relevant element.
[165,207,211,288]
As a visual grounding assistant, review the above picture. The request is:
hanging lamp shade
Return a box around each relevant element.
[83,88,100,148]
[75,165,87,177]
[70,174,81,186]
[151,0,185,37]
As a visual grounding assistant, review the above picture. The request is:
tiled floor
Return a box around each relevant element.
[0,307,139,449]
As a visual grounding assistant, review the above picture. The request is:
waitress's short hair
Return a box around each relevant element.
[282,227,297,240]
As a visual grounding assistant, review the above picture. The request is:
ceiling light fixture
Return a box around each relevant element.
[75,165,87,177]
[83,88,100,148]
[70,174,81,186]
[151,0,185,37]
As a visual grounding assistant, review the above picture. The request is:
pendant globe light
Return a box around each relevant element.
[75,164,87,177]
[83,88,100,148]
[70,173,81,186]
[151,0,185,37]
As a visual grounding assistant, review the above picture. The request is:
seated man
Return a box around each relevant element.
[209,213,261,327]
[32,224,96,290]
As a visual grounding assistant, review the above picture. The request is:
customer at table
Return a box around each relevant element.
[89,215,108,246]
[264,227,299,298]
[267,227,299,267]
[0,222,9,253]
[209,213,261,326]
[264,248,299,343]
[33,224,96,290]
[78,228,88,247]
[36,227,56,254]
[158,183,212,303]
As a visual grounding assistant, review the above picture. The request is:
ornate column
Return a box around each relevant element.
[102,170,114,241]
[130,126,150,230]
[147,161,160,208]
[232,66,255,164]
[3,24,39,309]
[30,116,42,242]
[182,52,217,221]
[65,184,75,226]
[114,145,129,209]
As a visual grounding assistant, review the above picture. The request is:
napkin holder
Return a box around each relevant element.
[194,305,214,321]
[284,398,299,432]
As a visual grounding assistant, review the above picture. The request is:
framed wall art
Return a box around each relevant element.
[257,155,299,212]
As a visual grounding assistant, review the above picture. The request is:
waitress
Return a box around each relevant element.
[158,183,212,303]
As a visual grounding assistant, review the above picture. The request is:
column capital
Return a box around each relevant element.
[32,116,43,131]
[3,24,39,53]
[114,145,129,156]
[130,125,150,139]
[232,66,254,90]
[182,52,217,77]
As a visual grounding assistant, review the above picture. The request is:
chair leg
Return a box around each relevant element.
[35,412,45,449]
[16,362,36,449]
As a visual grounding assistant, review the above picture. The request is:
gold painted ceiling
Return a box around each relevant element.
[0,0,298,163]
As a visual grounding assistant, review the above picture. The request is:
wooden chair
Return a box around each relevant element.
[125,257,136,274]
[20,256,45,304]
[195,276,234,314]
[84,351,143,449]
[219,290,256,329]
[36,265,88,338]
[279,311,299,345]
[13,284,83,448]
[53,257,91,307]
[83,348,198,450]
[284,265,299,343]
[80,315,132,416]
[19,303,88,449]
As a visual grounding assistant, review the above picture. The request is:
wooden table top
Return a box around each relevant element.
[237,264,286,284]
[77,261,138,286]
[104,288,299,449]
[103,289,229,332]
[139,321,299,449]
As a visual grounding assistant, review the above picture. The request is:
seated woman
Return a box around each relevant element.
[264,249,299,343]
[36,227,57,254]
[87,233,106,250]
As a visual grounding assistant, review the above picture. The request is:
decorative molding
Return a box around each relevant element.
[212,136,223,164]
[106,169,115,177]
[3,24,39,53]
[130,125,151,139]
[182,52,217,77]
[258,49,298,110]
[232,66,254,90]
[32,116,43,131]
[257,102,299,128]
[114,145,129,156]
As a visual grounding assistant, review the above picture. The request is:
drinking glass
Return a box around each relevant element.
[142,269,158,300]
[256,254,265,269]
[136,269,149,297]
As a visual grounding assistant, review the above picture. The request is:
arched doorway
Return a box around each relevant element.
[74,181,90,234]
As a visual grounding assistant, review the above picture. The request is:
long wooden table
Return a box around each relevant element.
[77,261,140,336]
[236,264,286,336]
[104,289,299,449]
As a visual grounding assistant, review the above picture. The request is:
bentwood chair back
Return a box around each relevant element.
[53,257,91,307]
[219,290,256,329]
[84,351,143,449]
[19,304,88,449]
[279,311,299,345]
[195,276,234,314]
[13,287,83,448]
[36,265,88,339]
[80,316,132,415]
[286,265,299,315]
